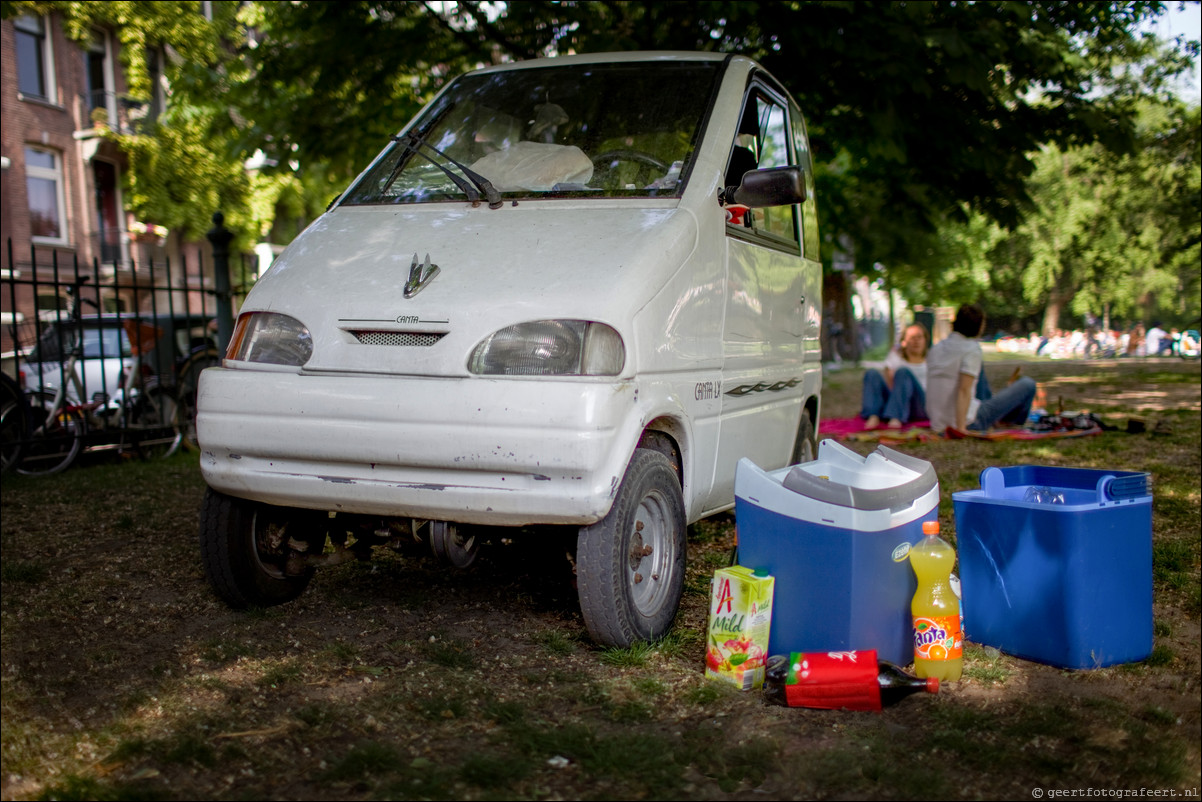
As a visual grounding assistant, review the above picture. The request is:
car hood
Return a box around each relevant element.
[241,202,699,376]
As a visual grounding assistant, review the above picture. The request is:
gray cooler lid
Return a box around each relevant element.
[781,445,938,511]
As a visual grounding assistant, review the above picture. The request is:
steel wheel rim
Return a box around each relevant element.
[250,509,291,581]
[627,489,674,617]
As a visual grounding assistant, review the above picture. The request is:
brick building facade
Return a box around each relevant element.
[2,9,216,358]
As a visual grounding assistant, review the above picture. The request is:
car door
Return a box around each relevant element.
[709,82,815,505]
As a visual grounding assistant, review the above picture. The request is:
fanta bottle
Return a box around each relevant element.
[910,520,963,681]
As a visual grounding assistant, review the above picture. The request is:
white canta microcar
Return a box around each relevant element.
[197,51,824,647]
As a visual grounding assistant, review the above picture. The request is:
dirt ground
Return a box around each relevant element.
[1,356,1199,800]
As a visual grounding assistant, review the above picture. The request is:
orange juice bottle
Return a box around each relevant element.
[910,520,963,681]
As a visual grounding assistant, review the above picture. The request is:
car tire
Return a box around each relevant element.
[427,520,480,568]
[199,488,326,608]
[576,448,686,647]
[790,409,817,465]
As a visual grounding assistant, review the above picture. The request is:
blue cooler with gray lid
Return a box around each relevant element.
[734,440,940,665]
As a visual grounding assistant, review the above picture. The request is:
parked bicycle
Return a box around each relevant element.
[1,370,31,473]
[175,341,221,451]
[15,278,183,475]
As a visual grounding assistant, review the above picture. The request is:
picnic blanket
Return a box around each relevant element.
[944,424,1103,441]
[818,417,935,444]
[819,417,1104,444]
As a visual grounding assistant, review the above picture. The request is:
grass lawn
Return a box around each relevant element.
[1,356,1198,800]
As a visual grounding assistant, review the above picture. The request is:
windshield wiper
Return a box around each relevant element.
[386,133,503,209]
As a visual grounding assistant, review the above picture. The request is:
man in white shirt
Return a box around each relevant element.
[926,304,1037,434]
[1145,323,1169,356]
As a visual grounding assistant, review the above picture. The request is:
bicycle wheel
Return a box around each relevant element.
[17,392,85,476]
[1,373,31,473]
[177,349,220,451]
[133,387,182,460]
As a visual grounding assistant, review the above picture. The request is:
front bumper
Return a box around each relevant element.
[197,367,640,526]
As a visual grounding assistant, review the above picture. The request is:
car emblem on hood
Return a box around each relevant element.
[404,253,440,298]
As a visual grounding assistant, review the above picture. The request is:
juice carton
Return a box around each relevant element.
[705,566,775,690]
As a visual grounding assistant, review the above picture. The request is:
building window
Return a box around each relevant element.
[84,30,113,122]
[14,14,56,103]
[26,146,68,244]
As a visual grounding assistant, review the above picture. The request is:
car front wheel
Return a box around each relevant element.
[575,448,686,647]
[199,488,327,608]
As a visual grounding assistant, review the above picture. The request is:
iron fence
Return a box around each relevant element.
[2,240,257,470]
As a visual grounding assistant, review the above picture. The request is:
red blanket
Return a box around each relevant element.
[819,417,1103,443]
[944,425,1103,441]
[818,418,933,444]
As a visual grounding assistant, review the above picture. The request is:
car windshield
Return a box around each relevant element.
[341,60,723,205]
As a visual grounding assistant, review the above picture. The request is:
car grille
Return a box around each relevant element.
[352,330,445,347]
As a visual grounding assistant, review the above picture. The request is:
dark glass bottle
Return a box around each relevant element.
[877,660,940,705]
[763,654,792,707]
[764,653,939,710]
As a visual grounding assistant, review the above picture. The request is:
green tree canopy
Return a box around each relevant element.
[222,2,1190,263]
[5,0,1197,322]
[896,96,1200,335]
[204,0,1198,354]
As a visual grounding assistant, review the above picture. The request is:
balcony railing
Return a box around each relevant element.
[80,90,160,136]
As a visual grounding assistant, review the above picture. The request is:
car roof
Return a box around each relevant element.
[66,313,213,325]
[469,50,746,76]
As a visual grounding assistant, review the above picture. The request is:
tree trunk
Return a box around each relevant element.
[1041,295,1063,336]
[822,271,859,362]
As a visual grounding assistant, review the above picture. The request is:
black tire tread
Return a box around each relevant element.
[199,488,315,609]
[791,410,817,465]
[576,449,686,647]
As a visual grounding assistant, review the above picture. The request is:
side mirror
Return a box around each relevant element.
[726,166,806,208]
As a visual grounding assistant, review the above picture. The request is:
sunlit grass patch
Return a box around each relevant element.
[963,643,1012,684]
[597,639,657,667]
[531,626,578,655]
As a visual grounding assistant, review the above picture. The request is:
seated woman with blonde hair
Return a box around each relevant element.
[861,323,929,429]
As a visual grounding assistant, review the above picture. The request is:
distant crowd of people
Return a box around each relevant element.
[994,323,1199,359]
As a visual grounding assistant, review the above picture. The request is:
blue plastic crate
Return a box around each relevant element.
[953,466,1153,669]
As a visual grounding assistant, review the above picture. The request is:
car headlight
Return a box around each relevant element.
[468,320,625,376]
[227,312,313,367]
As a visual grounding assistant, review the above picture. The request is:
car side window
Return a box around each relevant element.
[82,327,131,359]
[724,87,799,247]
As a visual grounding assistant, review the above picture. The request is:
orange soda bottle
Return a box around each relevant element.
[910,520,963,681]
